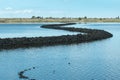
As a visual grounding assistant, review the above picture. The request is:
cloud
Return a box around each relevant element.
[0,8,66,17]
[0,9,33,14]
[13,10,33,14]
[5,7,13,10]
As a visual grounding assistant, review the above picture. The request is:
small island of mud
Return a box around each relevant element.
[0,23,113,50]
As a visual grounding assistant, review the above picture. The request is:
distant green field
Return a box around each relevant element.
[0,18,120,23]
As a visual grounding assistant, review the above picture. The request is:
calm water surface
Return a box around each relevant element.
[0,23,120,80]
[0,23,78,38]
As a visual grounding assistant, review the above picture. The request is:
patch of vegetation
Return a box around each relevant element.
[0,16,120,23]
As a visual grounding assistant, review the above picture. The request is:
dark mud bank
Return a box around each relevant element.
[18,67,36,80]
[0,23,113,50]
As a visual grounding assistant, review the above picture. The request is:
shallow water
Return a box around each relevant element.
[0,23,120,80]
[0,23,78,38]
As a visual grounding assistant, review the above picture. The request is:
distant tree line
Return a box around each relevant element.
[31,16,120,20]
[31,16,44,19]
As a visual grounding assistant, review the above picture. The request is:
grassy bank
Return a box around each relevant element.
[0,18,120,23]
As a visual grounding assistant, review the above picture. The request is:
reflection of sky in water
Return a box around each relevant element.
[0,23,120,80]
[0,23,78,38]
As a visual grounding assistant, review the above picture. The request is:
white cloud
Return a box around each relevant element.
[13,10,33,14]
[0,8,66,17]
[5,7,13,10]
[0,9,33,14]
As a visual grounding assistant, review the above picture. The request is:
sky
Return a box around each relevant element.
[0,0,120,18]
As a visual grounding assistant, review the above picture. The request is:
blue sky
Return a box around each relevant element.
[0,0,120,18]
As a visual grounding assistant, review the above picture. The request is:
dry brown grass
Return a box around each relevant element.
[0,18,120,23]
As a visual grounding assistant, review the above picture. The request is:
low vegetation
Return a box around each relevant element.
[0,17,120,23]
